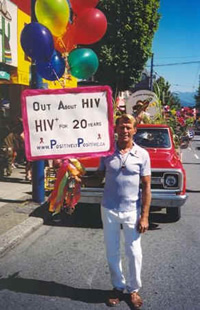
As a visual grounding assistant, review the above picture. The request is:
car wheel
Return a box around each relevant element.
[166,207,181,222]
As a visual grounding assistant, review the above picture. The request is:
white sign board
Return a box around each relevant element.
[21,86,114,161]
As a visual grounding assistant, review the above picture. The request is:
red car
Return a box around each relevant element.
[79,124,187,222]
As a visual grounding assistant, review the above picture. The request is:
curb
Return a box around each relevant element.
[0,217,44,257]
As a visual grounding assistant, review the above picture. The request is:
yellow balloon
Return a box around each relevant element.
[35,0,70,37]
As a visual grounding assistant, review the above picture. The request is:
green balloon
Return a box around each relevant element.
[68,48,99,79]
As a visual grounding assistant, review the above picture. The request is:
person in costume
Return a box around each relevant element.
[132,100,150,124]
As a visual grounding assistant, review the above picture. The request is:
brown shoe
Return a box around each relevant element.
[130,292,143,309]
[107,289,123,307]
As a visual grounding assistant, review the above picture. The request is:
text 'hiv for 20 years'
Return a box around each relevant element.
[33,97,101,133]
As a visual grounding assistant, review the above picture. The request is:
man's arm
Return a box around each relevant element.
[138,175,151,233]
[82,170,105,187]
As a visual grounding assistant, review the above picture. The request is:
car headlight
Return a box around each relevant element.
[164,174,179,188]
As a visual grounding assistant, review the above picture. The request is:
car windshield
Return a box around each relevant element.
[134,128,171,148]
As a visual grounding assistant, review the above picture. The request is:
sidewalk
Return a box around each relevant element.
[0,164,46,257]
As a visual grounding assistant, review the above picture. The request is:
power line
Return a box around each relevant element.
[147,60,200,67]
[154,55,200,60]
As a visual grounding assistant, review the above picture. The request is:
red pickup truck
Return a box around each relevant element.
[79,123,187,222]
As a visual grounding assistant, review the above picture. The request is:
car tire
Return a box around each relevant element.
[167,207,181,222]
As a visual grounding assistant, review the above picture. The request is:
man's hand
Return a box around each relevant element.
[74,175,82,183]
[81,170,105,187]
[137,215,149,233]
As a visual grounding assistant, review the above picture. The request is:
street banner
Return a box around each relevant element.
[21,86,114,161]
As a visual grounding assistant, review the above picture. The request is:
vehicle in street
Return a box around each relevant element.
[180,127,195,149]
[79,124,187,222]
[186,127,195,140]
[194,120,200,135]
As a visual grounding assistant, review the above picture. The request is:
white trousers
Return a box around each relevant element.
[101,206,142,293]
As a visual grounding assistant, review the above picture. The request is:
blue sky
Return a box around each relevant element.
[147,0,200,93]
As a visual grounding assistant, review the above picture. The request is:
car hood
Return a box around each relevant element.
[147,148,182,169]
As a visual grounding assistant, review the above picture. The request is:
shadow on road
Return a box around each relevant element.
[148,211,168,230]
[30,202,103,229]
[186,189,200,193]
[0,273,138,309]
[182,162,200,165]
[30,202,173,231]
[0,197,32,204]
[0,177,30,184]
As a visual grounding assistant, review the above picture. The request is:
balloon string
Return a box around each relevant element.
[53,69,65,88]
[56,37,70,85]
[49,63,65,88]
[59,37,71,71]
[62,53,70,72]
[59,37,68,54]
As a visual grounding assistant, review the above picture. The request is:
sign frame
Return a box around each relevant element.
[21,86,114,161]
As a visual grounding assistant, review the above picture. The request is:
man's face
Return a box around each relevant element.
[115,119,137,144]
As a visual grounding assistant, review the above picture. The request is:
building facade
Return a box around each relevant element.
[0,0,31,120]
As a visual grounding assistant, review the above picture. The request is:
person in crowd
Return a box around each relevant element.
[19,131,32,181]
[83,114,151,308]
[0,117,24,177]
[0,131,23,177]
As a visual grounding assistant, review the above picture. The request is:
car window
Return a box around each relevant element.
[134,128,171,148]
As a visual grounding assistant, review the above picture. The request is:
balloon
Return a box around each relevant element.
[20,22,54,62]
[73,8,107,45]
[70,0,99,15]
[36,50,66,81]
[35,0,70,37]
[68,48,99,79]
[54,23,76,54]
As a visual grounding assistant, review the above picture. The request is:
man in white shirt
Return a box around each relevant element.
[99,114,151,308]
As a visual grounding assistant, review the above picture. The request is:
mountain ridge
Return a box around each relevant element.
[174,91,196,107]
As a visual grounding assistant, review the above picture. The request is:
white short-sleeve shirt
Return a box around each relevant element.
[99,143,151,211]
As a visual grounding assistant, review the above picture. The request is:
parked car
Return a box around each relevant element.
[79,124,187,222]
[186,127,195,140]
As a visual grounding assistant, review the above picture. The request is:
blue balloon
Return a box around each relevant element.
[36,50,66,81]
[20,22,54,62]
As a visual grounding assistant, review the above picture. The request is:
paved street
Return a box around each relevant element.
[0,138,200,309]
[0,164,32,210]
[0,164,38,236]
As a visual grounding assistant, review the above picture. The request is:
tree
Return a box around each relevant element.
[153,77,181,109]
[194,80,200,110]
[92,0,160,97]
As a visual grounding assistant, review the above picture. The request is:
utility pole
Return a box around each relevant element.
[149,53,154,91]
[31,0,45,203]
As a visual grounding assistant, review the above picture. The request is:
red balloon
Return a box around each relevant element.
[73,8,107,45]
[71,0,99,15]
[54,23,76,53]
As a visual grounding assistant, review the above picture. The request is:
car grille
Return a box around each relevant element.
[84,169,183,192]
